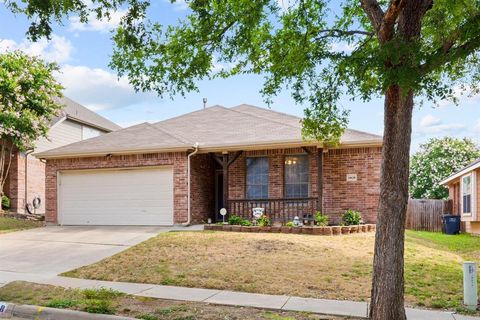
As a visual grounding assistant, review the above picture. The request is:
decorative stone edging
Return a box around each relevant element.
[204,224,376,235]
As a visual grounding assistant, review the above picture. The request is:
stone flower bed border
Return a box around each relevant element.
[204,224,376,235]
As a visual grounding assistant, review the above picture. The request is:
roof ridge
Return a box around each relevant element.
[226,105,303,130]
[152,105,226,126]
[146,123,192,145]
[233,104,302,120]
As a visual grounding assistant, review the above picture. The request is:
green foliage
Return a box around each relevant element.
[46,299,79,309]
[409,137,480,199]
[228,214,252,226]
[0,51,63,151]
[285,221,295,227]
[228,215,243,225]
[342,210,362,226]
[314,211,329,226]
[257,215,271,227]
[1,196,10,210]
[83,299,115,314]
[0,51,63,198]
[137,313,158,320]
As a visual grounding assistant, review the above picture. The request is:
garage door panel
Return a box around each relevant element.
[59,167,174,226]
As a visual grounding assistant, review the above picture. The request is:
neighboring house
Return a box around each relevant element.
[441,158,480,235]
[4,97,121,214]
[36,104,383,226]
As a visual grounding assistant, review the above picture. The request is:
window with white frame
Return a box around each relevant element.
[462,174,472,215]
[246,157,269,199]
[284,155,309,198]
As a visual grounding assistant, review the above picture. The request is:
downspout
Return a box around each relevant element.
[183,142,199,226]
[24,149,34,214]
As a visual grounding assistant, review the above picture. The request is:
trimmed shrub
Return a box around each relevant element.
[342,209,362,226]
[314,211,329,226]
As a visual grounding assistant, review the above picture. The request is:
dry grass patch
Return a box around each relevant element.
[0,216,42,233]
[64,231,474,311]
[0,281,355,320]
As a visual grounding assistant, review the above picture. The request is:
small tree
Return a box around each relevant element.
[410,137,480,200]
[0,51,63,203]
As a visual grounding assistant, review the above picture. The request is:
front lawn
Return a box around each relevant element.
[0,281,353,320]
[0,216,42,233]
[63,230,479,312]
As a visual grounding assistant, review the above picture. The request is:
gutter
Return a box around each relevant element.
[183,142,199,226]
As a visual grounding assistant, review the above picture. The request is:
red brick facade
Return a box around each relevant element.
[43,146,381,225]
[228,146,382,224]
[5,152,46,214]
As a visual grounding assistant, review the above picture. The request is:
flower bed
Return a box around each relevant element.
[204,223,376,235]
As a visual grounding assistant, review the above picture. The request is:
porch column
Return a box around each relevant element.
[222,153,229,213]
[317,148,323,212]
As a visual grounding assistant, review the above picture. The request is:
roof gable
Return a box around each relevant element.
[51,97,121,132]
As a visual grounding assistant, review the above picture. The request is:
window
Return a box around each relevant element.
[462,174,472,215]
[285,155,309,198]
[82,126,101,140]
[246,157,268,199]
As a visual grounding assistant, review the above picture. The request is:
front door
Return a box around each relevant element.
[215,170,224,221]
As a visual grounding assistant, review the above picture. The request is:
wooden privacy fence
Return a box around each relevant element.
[406,199,455,232]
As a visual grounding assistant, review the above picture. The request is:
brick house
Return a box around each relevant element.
[4,97,120,214]
[36,104,383,226]
[441,158,480,235]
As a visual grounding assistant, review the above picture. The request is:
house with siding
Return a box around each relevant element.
[441,158,480,235]
[36,104,383,226]
[4,97,121,214]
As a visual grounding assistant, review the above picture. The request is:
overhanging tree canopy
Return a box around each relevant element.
[5,0,480,319]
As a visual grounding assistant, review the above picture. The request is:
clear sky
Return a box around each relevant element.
[0,1,478,152]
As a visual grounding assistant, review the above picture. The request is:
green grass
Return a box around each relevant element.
[406,230,480,256]
[0,216,42,233]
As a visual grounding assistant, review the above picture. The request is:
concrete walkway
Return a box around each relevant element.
[0,272,478,320]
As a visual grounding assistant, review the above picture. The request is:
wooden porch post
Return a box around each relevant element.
[222,153,229,213]
[317,148,323,212]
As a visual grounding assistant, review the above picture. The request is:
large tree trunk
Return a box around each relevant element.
[369,85,413,320]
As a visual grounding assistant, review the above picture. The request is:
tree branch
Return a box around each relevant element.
[360,0,384,32]
[420,12,480,74]
[378,0,407,42]
[313,28,374,41]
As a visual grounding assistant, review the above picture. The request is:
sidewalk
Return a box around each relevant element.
[0,271,478,320]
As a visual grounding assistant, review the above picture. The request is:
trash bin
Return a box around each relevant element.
[443,215,461,235]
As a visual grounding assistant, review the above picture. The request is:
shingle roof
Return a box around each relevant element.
[51,97,121,132]
[36,104,382,159]
[440,158,480,185]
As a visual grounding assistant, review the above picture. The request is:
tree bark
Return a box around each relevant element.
[369,85,413,320]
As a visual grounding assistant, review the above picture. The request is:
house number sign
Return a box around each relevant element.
[346,174,357,182]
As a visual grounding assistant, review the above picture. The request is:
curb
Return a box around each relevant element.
[0,303,135,320]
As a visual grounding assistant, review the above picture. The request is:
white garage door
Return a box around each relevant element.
[58,167,174,226]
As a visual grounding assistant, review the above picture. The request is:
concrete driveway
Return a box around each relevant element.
[0,226,168,276]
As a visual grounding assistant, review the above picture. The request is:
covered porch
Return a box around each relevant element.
[208,146,324,224]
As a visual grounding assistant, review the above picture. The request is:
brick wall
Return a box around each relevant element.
[45,152,190,224]
[323,147,382,224]
[228,146,382,224]
[6,153,47,214]
[190,153,215,223]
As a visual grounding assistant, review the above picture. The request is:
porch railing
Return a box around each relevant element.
[227,197,319,223]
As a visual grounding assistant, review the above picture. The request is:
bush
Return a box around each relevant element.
[257,215,271,227]
[314,211,329,226]
[285,221,295,227]
[228,214,252,226]
[342,209,362,225]
[228,215,243,225]
[1,195,10,210]
[240,219,252,226]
